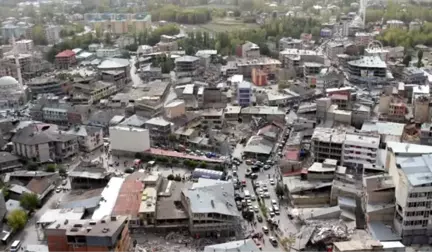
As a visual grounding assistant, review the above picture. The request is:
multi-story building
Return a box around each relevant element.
[279,49,324,75]
[238,41,260,58]
[16,39,33,53]
[1,22,33,41]
[237,81,252,107]
[409,21,421,31]
[342,132,380,169]
[181,178,241,236]
[201,109,224,129]
[362,174,395,225]
[347,56,387,85]
[84,13,151,34]
[109,126,151,154]
[96,48,121,58]
[0,152,22,173]
[174,56,200,75]
[326,42,345,61]
[65,125,103,152]
[46,215,131,252]
[420,123,432,146]
[354,32,375,47]
[72,80,117,104]
[235,57,281,77]
[311,127,349,163]
[386,19,405,29]
[55,50,77,69]
[414,96,429,124]
[30,96,85,125]
[12,124,79,162]
[394,154,432,245]
[27,76,70,98]
[144,117,173,146]
[402,67,427,85]
[279,37,302,51]
[44,25,62,44]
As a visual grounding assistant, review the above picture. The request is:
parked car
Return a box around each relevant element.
[262,226,269,234]
[257,215,263,222]
[269,237,278,246]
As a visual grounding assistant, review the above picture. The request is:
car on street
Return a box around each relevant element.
[250,173,258,179]
[273,205,280,215]
[241,180,247,187]
[251,195,256,201]
[257,215,263,222]
[245,159,254,165]
[269,178,275,185]
[269,236,278,246]
[262,226,269,234]
[247,199,252,206]
[256,188,262,194]
[62,179,67,185]
[263,165,271,170]
[253,205,259,212]
[271,199,278,206]
[262,185,268,191]
[263,192,270,198]
[245,169,252,177]
[55,187,62,193]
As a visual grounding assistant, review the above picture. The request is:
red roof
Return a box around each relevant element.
[56,50,76,58]
[112,172,145,216]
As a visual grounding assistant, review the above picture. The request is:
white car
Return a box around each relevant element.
[256,188,262,194]
[264,192,270,198]
[253,205,259,212]
[269,178,275,185]
[251,195,256,201]
[262,185,268,192]
[271,199,278,206]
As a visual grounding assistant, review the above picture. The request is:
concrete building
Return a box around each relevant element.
[342,132,380,169]
[204,239,260,252]
[409,21,421,31]
[96,48,121,58]
[85,13,151,34]
[413,96,429,124]
[164,100,186,119]
[362,174,395,225]
[144,117,173,146]
[354,32,375,47]
[347,56,387,85]
[44,25,61,44]
[0,76,27,109]
[109,126,150,154]
[394,154,432,245]
[402,67,427,85]
[27,76,69,98]
[201,109,224,128]
[239,41,260,58]
[65,125,103,152]
[72,80,117,104]
[55,50,77,69]
[16,39,33,53]
[237,81,252,107]
[0,152,22,173]
[386,20,405,29]
[12,124,78,162]
[175,56,200,75]
[279,37,302,50]
[333,240,404,252]
[45,215,131,252]
[420,123,432,146]
[279,49,324,75]
[312,127,349,163]
[181,178,241,236]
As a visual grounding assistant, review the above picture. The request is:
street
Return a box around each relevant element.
[233,145,299,252]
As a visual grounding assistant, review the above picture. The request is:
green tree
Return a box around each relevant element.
[104,32,112,45]
[7,210,27,231]
[403,54,412,67]
[45,163,56,172]
[58,166,67,177]
[32,25,48,45]
[174,174,182,181]
[275,183,285,199]
[417,50,424,68]
[199,161,207,168]
[20,193,40,211]
[27,162,38,171]
[167,174,175,180]
[2,186,9,199]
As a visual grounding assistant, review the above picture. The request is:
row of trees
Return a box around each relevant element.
[377,24,432,48]
[366,2,432,23]
[7,193,40,231]
[151,5,212,24]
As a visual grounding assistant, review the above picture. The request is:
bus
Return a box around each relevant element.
[10,240,21,252]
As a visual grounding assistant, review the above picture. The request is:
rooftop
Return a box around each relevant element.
[312,127,350,144]
[91,177,125,220]
[97,58,129,69]
[345,132,380,147]
[175,55,199,63]
[244,135,274,155]
[241,106,285,116]
[56,50,75,58]
[235,57,281,66]
[65,215,128,237]
[396,154,432,186]
[113,172,145,217]
[348,56,387,68]
[361,121,405,136]
[37,207,85,225]
[145,117,172,127]
[203,239,260,252]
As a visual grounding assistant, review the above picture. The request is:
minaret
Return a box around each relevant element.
[11,36,23,88]
[359,0,367,28]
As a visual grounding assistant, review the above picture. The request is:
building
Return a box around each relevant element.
[333,240,404,252]
[203,239,261,252]
[402,67,427,85]
[69,162,111,190]
[342,132,380,169]
[362,174,395,225]
[65,125,103,152]
[0,76,27,109]
[30,97,86,126]
[354,32,375,47]
[45,215,131,252]
[201,109,224,128]
[251,68,268,86]
[0,152,22,173]
[237,81,252,107]
[55,50,77,69]
[144,117,173,146]
[394,154,432,245]
[238,41,260,58]
[414,96,429,124]
[387,20,405,29]
[44,25,61,44]
[279,49,324,75]
[279,37,302,50]
[1,22,32,40]
[347,56,387,85]
[12,124,78,162]
[312,127,349,163]
[409,21,421,31]
[240,106,285,122]
[96,48,121,58]
[16,39,33,53]
[27,76,69,98]
[85,13,151,34]
[73,80,117,104]
[420,123,432,146]
[175,56,200,75]
[326,42,346,61]
[181,178,241,236]
[109,126,150,154]
[235,57,281,77]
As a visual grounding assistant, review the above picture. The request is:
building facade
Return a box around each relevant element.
[237,81,252,107]
[342,132,380,169]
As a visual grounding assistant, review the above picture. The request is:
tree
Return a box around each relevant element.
[45,163,56,172]
[20,193,40,211]
[275,183,285,199]
[403,54,412,67]
[280,235,296,250]
[199,161,207,168]
[104,32,112,45]
[58,166,67,177]
[174,174,182,181]
[27,162,38,171]
[32,24,48,45]
[7,210,27,231]
[2,186,9,199]
[167,174,175,180]
[417,50,424,68]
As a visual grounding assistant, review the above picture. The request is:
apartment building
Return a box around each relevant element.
[175,56,200,75]
[16,39,33,53]
[46,216,131,252]
[420,123,432,146]
[279,49,324,75]
[85,13,151,34]
[394,154,432,245]
[237,81,252,107]
[66,125,103,152]
[72,80,117,104]
[279,37,302,50]
[238,41,260,58]
[354,32,375,47]
[96,48,121,58]
[144,117,173,146]
[181,178,241,237]
[55,50,77,69]
[201,109,224,129]
[414,96,429,124]
[347,56,387,85]
[45,25,61,44]
[311,127,349,163]
[12,124,79,163]
[402,67,427,85]
[342,132,380,170]
[27,76,69,98]
[362,175,395,225]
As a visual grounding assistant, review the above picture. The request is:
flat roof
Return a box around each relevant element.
[138,187,157,213]
[333,240,383,252]
[37,207,85,224]
[348,56,387,68]
[361,121,405,136]
[91,177,124,220]
[345,132,380,147]
[145,117,171,127]
[312,127,349,144]
[145,148,224,163]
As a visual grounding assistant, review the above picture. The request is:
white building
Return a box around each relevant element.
[44,25,61,44]
[0,76,27,109]
[16,39,33,53]
[394,154,432,245]
[342,132,380,169]
[66,125,103,152]
[109,126,150,153]
[96,48,121,58]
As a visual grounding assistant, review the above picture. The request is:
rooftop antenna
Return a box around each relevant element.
[11,36,23,88]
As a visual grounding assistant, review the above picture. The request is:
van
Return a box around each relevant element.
[244,190,251,199]
[10,240,21,252]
